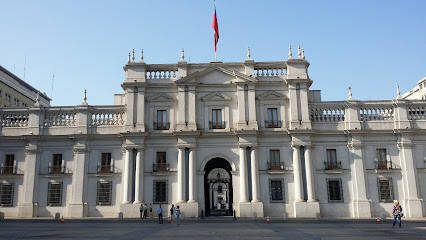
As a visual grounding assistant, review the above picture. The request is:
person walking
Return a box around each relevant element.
[176,206,181,225]
[139,203,143,219]
[149,203,154,219]
[143,203,148,219]
[392,200,403,228]
[157,204,164,224]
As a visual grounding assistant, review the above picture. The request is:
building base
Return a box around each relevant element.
[351,200,371,218]
[68,203,87,218]
[404,199,424,218]
[294,201,320,218]
[175,202,199,218]
[239,202,264,217]
[119,203,140,218]
[18,203,37,217]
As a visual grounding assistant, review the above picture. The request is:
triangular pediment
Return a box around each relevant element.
[201,92,232,102]
[175,66,257,85]
[146,93,176,102]
[257,91,287,100]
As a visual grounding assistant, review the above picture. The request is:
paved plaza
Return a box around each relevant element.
[1,218,426,239]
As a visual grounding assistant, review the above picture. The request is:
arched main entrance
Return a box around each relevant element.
[204,158,233,216]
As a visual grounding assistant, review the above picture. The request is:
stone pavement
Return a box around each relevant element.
[1,217,426,239]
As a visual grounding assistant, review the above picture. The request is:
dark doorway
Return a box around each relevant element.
[204,158,233,216]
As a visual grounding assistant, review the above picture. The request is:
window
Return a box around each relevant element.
[269,150,281,170]
[50,154,63,174]
[270,179,284,202]
[211,109,223,129]
[5,93,10,102]
[378,178,393,202]
[155,152,167,172]
[2,154,15,174]
[376,149,387,169]
[16,99,19,106]
[327,178,343,202]
[96,181,112,205]
[156,110,168,130]
[0,183,14,206]
[47,182,62,206]
[22,102,27,107]
[326,149,339,170]
[266,108,279,128]
[99,153,112,173]
[153,180,167,203]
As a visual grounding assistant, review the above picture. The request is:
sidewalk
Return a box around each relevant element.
[2,216,426,224]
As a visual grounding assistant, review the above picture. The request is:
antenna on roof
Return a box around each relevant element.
[51,73,55,100]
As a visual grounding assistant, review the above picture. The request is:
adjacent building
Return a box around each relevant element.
[0,65,51,108]
[0,47,425,219]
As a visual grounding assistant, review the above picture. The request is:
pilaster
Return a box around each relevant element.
[68,142,89,218]
[347,136,371,218]
[397,135,423,218]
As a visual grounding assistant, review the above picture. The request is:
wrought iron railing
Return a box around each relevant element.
[324,161,342,170]
[267,162,284,170]
[265,120,282,128]
[97,164,114,173]
[48,165,65,174]
[209,121,226,129]
[0,166,15,174]
[153,163,170,172]
[375,160,401,170]
[153,122,170,130]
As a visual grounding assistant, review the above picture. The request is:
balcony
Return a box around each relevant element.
[267,162,284,170]
[324,161,342,170]
[48,165,65,174]
[153,163,170,172]
[265,120,282,128]
[154,122,170,130]
[97,164,114,173]
[375,161,401,171]
[0,166,15,175]
[209,121,226,129]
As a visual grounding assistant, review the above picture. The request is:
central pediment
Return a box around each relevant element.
[175,66,257,85]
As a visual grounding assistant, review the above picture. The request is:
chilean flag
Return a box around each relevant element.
[211,7,219,52]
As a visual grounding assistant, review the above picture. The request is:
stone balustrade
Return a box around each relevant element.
[44,109,77,127]
[310,103,345,122]
[91,106,126,126]
[408,104,426,120]
[0,110,29,128]
[359,102,394,121]
[254,62,286,77]
[146,64,179,79]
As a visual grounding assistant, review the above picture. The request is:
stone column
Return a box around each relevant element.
[68,143,88,217]
[250,147,260,202]
[134,148,144,204]
[398,137,423,218]
[18,144,40,217]
[348,138,371,218]
[304,147,316,202]
[188,148,197,203]
[176,87,186,131]
[292,145,304,202]
[177,147,185,203]
[187,86,197,130]
[122,149,131,204]
[239,147,248,202]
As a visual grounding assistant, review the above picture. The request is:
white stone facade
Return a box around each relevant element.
[0,48,425,219]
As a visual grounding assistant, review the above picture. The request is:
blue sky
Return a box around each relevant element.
[0,0,425,106]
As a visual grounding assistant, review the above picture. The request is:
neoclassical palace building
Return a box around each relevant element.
[1,47,425,219]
